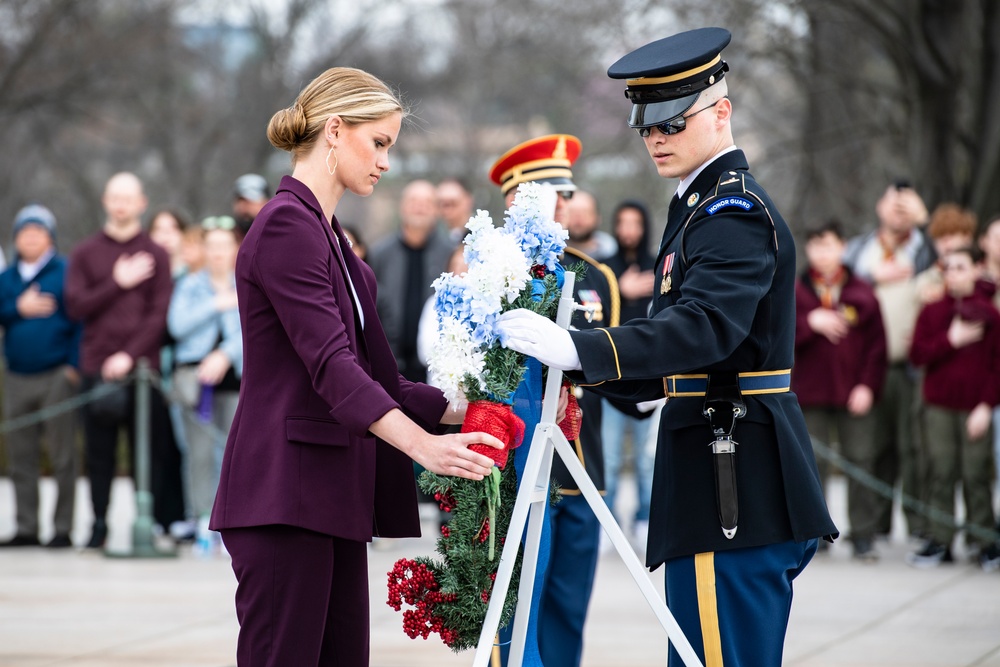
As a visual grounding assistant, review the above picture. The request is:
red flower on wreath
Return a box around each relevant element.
[463,400,525,469]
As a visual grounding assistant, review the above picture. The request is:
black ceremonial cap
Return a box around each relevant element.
[608,27,731,129]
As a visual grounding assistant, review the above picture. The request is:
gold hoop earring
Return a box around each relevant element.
[326,146,338,177]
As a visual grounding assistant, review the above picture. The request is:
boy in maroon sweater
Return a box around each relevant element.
[65,172,183,549]
[793,220,888,561]
[908,246,1000,567]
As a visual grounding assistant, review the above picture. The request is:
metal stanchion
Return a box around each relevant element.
[106,358,175,558]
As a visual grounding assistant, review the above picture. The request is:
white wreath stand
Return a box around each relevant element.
[471,272,704,667]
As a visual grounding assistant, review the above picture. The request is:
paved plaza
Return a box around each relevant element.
[0,475,998,667]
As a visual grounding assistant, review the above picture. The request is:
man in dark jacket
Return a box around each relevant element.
[0,205,81,548]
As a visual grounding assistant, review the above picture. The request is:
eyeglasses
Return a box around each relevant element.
[201,215,236,231]
[635,97,728,138]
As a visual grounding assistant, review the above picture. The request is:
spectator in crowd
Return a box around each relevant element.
[978,214,1000,492]
[435,177,475,244]
[601,199,659,546]
[368,179,453,383]
[843,180,933,538]
[342,224,367,262]
[565,190,617,261]
[0,205,81,548]
[908,245,1000,567]
[180,225,206,275]
[168,215,242,554]
[149,209,192,278]
[915,203,977,304]
[64,172,182,549]
[232,173,271,238]
[149,207,195,540]
[793,219,888,561]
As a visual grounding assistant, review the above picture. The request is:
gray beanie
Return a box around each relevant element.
[13,204,57,242]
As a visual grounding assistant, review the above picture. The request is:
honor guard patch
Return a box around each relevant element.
[686,192,700,207]
[706,197,754,215]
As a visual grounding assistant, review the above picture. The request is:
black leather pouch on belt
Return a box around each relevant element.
[702,372,746,539]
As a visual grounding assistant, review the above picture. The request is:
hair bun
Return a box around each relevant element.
[266,102,308,152]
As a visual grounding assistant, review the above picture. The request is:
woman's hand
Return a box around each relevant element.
[412,431,504,481]
[371,408,502,481]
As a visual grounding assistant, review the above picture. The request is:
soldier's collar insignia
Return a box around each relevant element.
[686,192,700,207]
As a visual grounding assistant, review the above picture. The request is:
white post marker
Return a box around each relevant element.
[471,272,703,667]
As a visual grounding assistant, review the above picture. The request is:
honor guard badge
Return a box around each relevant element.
[660,252,675,294]
[577,289,604,322]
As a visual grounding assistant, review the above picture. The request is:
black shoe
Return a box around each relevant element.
[979,543,1000,573]
[46,534,73,549]
[86,520,107,549]
[0,534,41,547]
[852,538,878,563]
[906,540,953,569]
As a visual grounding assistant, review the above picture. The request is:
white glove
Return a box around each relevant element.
[636,398,667,413]
[497,309,582,371]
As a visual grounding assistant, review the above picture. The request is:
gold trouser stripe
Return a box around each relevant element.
[695,552,724,667]
[596,328,622,380]
[491,635,502,667]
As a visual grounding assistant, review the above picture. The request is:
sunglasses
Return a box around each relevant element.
[635,97,728,138]
[201,215,237,231]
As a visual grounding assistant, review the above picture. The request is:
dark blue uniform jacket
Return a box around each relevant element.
[568,150,838,568]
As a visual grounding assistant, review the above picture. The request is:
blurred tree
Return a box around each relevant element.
[0,0,994,251]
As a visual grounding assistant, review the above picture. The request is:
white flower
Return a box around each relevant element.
[427,318,485,404]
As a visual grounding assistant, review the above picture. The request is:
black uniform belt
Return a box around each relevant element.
[663,370,791,398]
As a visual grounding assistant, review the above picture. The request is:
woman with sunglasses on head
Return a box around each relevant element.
[208,67,503,667]
[167,215,242,553]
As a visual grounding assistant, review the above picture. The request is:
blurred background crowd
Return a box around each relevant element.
[0,0,999,573]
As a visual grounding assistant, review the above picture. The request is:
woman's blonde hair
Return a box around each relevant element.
[267,67,405,163]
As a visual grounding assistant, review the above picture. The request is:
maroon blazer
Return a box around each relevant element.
[792,267,888,407]
[210,176,447,541]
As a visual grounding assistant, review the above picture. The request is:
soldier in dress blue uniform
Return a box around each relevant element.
[497,28,838,667]
[490,135,621,667]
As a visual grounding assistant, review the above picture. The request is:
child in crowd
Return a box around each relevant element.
[792,220,887,561]
[908,246,1000,568]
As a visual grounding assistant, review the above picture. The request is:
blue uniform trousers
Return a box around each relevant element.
[538,493,601,667]
[664,538,817,667]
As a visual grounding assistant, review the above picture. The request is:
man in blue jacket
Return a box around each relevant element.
[0,204,81,548]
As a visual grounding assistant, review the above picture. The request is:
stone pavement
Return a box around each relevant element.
[0,475,998,667]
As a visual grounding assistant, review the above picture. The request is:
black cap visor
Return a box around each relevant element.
[628,93,699,129]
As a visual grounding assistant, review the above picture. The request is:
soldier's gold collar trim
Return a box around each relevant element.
[626,55,722,87]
